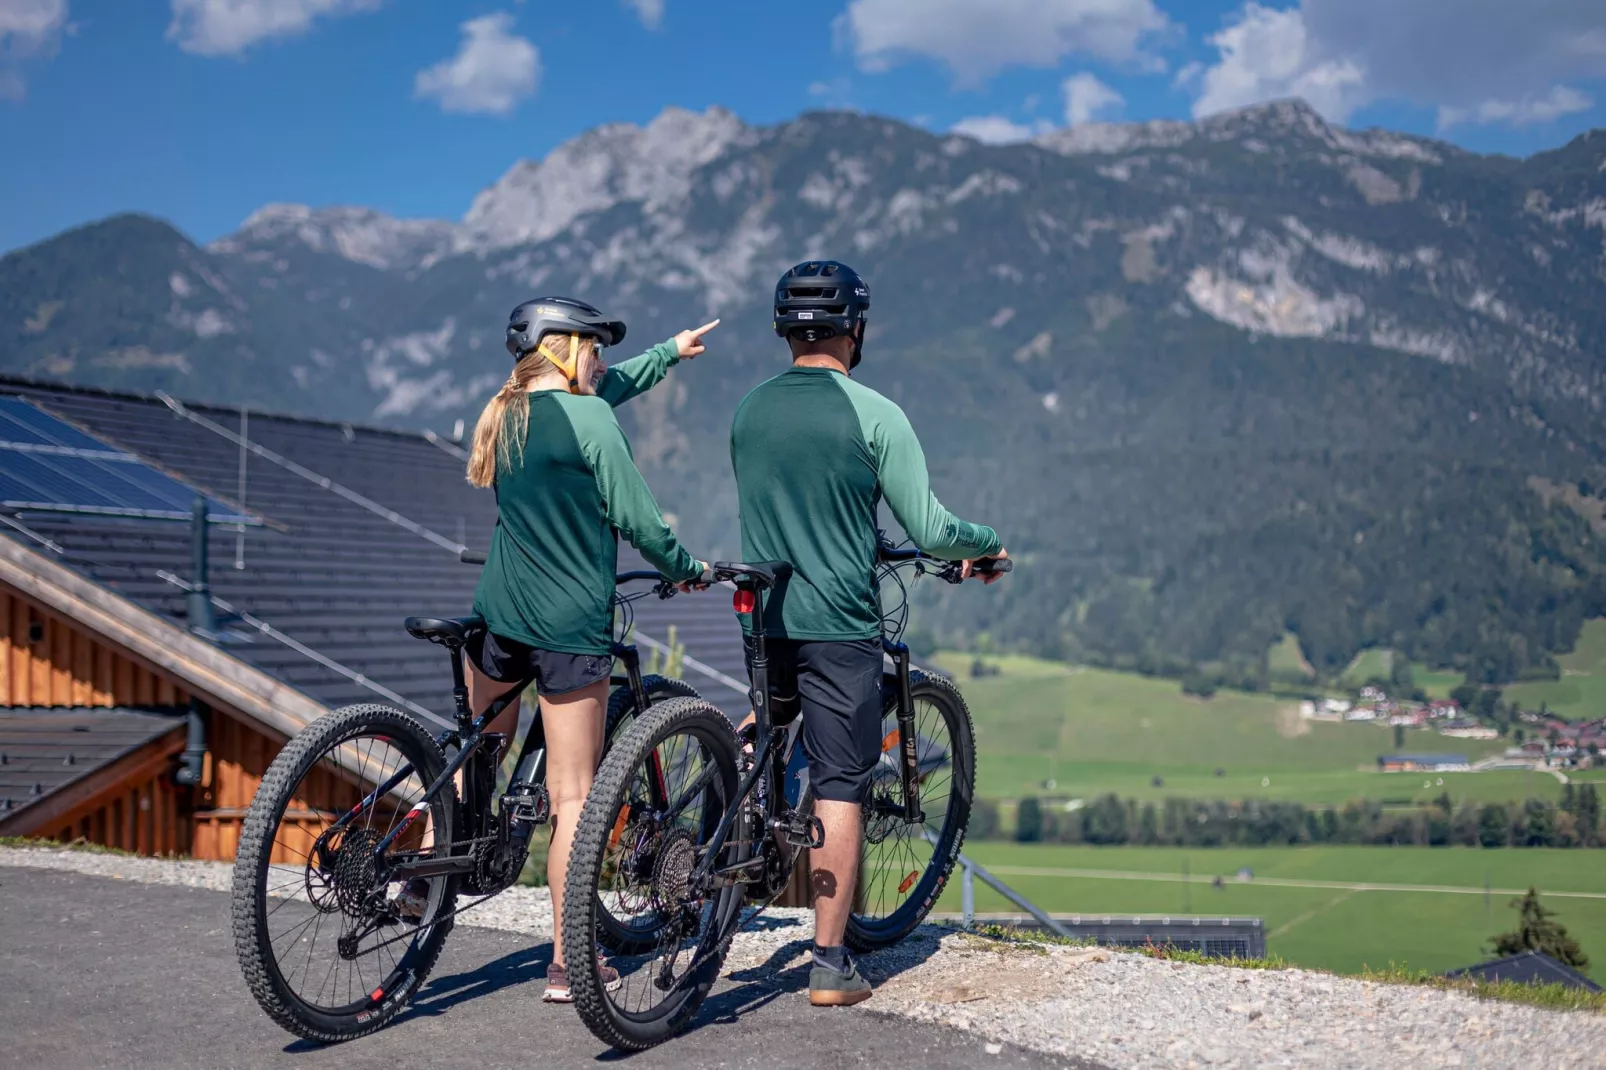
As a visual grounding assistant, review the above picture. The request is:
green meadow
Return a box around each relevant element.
[935,843,1606,980]
[931,652,1516,805]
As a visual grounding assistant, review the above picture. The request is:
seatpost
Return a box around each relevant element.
[743,586,771,735]
[449,645,472,727]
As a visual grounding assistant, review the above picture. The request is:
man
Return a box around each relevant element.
[729,260,1008,1006]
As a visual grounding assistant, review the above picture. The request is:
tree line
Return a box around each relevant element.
[972,784,1606,848]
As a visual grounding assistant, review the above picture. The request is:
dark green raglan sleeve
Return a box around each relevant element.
[836,378,1003,560]
[561,395,702,582]
[595,340,681,408]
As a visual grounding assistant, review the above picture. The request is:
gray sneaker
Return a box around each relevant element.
[809,959,873,1007]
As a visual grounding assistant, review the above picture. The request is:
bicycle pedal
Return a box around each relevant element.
[772,813,825,850]
[501,782,550,825]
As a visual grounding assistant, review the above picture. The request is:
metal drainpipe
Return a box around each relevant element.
[185,497,218,636]
[174,697,209,788]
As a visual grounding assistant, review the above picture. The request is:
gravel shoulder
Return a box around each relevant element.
[5,844,1603,1069]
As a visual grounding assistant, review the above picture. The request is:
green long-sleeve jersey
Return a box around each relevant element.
[730,365,1002,640]
[474,341,700,655]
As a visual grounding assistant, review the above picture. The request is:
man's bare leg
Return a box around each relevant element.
[808,798,872,1005]
[810,799,862,946]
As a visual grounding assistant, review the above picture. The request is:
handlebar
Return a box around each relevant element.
[459,549,488,565]
[876,541,1013,583]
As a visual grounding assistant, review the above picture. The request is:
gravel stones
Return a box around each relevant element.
[5,845,1602,1068]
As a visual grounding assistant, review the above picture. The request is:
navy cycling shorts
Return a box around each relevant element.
[744,636,884,804]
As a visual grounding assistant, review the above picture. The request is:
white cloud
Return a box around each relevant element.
[1063,71,1124,125]
[622,0,663,30]
[950,114,1053,144]
[840,0,1172,85]
[1192,4,1365,121]
[1192,1,1606,128]
[1438,85,1594,130]
[0,0,68,99]
[166,0,381,57]
[414,13,539,115]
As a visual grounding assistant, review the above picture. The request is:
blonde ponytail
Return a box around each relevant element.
[466,353,542,487]
[465,333,600,487]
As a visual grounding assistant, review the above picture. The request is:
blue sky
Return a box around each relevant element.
[3,0,1605,255]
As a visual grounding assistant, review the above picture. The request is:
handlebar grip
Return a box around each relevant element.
[972,557,1013,575]
[459,549,488,565]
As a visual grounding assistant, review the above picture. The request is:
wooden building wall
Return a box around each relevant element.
[0,581,340,863]
[0,588,188,708]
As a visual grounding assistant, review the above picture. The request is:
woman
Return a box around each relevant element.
[464,296,716,1002]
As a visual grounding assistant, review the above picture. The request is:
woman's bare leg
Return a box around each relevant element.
[541,679,609,969]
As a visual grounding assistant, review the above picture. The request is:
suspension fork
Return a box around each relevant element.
[885,639,924,824]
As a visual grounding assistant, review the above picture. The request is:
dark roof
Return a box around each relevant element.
[1445,950,1602,992]
[0,706,186,818]
[0,375,750,723]
[1377,753,1470,764]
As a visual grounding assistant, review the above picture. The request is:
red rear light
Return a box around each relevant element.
[733,589,756,614]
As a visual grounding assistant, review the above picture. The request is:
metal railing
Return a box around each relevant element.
[929,829,1072,937]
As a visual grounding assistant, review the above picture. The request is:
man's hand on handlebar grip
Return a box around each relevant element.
[961,547,1010,585]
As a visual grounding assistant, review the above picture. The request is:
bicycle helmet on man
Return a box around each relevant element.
[772,261,871,369]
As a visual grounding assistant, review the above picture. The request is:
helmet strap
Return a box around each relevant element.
[537,333,584,393]
[848,321,864,371]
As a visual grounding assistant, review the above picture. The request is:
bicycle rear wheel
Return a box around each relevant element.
[232,704,458,1042]
[847,669,974,952]
[597,674,703,954]
[564,696,745,1051]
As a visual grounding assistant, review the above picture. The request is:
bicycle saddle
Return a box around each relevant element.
[711,561,793,589]
[404,614,487,647]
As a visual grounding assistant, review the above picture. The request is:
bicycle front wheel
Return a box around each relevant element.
[847,669,975,952]
[564,696,745,1052]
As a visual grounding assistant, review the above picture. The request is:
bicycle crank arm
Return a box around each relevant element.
[385,855,479,882]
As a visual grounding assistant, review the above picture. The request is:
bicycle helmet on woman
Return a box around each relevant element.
[772,261,871,368]
[506,297,628,391]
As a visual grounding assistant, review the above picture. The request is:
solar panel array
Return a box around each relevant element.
[0,396,254,524]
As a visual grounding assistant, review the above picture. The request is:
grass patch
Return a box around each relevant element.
[1339,648,1395,688]
[1134,945,1289,970]
[1507,618,1606,720]
[0,836,137,856]
[959,921,1604,1013]
[1361,964,1606,1014]
[1267,632,1315,683]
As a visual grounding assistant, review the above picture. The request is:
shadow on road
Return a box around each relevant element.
[684,916,947,1041]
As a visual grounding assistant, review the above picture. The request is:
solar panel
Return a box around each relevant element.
[0,396,257,524]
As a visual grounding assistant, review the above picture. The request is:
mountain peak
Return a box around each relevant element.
[458,105,749,253]
[215,203,456,270]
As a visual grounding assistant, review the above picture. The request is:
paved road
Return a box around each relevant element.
[0,867,1096,1070]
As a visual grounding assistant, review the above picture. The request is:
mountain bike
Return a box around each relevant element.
[232,551,702,1042]
[561,541,1010,1050]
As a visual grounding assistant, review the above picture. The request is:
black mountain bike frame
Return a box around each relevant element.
[683,554,935,893]
[311,569,677,887]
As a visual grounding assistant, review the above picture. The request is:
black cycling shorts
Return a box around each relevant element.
[467,631,612,696]
[744,635,884,804]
